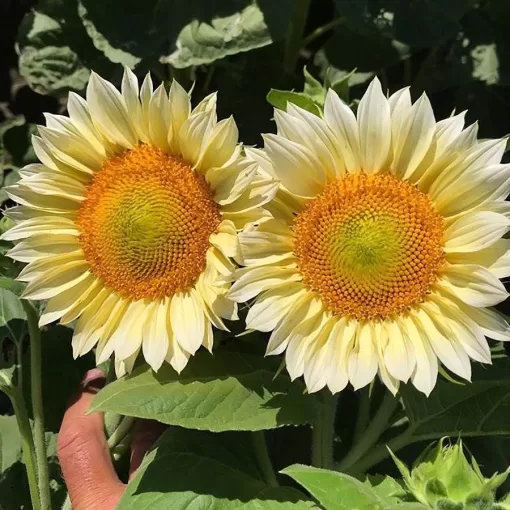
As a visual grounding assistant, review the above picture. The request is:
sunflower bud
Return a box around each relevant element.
[391,439,510,509]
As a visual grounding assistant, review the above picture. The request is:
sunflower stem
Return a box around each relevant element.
[311,393,338,469]
[252,431,278,487]
[283,0,311,75]
[107,415,135,450]
[352,387,371,445]
[23,300,51,510]
[346,426,415,474]
[10,389,41,510]
[337,391,398,473]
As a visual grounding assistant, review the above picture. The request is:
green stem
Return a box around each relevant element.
[283,0,311,75]
[15,331,24,395]
[252,431,278,487]
[352,388,371,445]
[302,17,345,47]
[10,390,41,510]
[107,416,135,450]
[311,394,338,469]
[23,301,50,510]
[346,427,415,475]
[337,391,398,473]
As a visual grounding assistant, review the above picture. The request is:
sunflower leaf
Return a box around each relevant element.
[90,349,317,432]
[266,90,322,115]
[116,428,316,509]
[281,464,424,510]
[400,362,510,440]
[17,1,114,95]
[77,0,293,69]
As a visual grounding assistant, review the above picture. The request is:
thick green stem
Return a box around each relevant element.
[352,388,371,445]
[107,416,135,450]
[23,301,50,510]
[283,0,311,75]
[311,394,338,469]
[252,431,278,487]
[10,391,41,510]
[347,427,415,475]
[337,391,398,473]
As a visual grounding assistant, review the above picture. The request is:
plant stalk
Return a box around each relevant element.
[252,431,278,487]
[352,387,371,445]
[311,393,338,469]
[346,427,415,474]
[107,416,135,450]
[283,0,311,75]
[23,300,50,510]
[302,17,346,47]
[337,391,398,473]
[10,390,41,510]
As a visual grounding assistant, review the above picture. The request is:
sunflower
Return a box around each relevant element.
[230,78,510,396]
[3,68,277,376]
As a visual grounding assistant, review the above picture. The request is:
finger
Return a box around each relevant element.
[57,369,125,509]
[129,420,167,479]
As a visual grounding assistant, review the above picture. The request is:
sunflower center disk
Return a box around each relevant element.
[77,144,221,300]
[293,173,445,321]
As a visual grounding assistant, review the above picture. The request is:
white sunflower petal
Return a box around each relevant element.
[444,211,510,253]
[324,89,362,174]
[357,77,391,173]
[441,264,509,307]
[348,322,378,390]
[86,72,137,148]
[263,133,326,198]
[143,299,170,371]
[170,290,205,355]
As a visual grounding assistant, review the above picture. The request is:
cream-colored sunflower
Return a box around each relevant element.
[229,77,510,396]
[3,68,277,376]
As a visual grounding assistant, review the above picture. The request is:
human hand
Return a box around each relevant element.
[57,369,165,510]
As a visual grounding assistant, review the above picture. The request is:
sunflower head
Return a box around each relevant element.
[293,172,445,320]
[232,77,510,396]
[3,68,276,376]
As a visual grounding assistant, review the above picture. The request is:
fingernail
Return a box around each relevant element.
[81,368,106,390]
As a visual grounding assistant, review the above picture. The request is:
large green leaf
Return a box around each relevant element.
[333,0,467,48]
[282,465,427,510]
[392,0,467,48]
[321,27,410,74]
[400,363,510,440]
[17,0,113,94]
[0,289,26,349]
[78,0,292,69]
[283,465,386,510]
[412,6,510,94]
[0,418,66,509]
[117,428,316,509]
[162,1,287,68]
[18,11,90,94]
[91,349,316,432]
[0,415,21,476]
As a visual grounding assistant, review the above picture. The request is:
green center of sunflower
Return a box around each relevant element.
[76,144,221,300]
[293,172,445,320]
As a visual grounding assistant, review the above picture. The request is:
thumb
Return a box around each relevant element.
[57,369,125,510]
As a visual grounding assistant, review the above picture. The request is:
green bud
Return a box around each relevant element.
[390,439,510,509]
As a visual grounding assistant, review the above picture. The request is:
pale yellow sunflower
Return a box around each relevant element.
[3,68,277,376]
[229,77,510,396]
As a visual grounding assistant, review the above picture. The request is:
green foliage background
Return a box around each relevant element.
[1,1,510,509]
